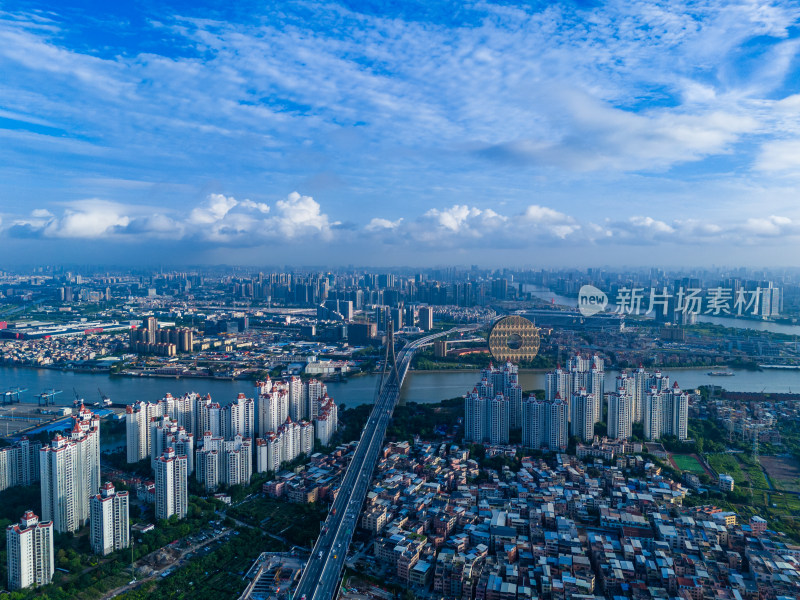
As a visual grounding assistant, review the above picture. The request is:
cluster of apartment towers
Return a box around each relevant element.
[126,376,338,504]
[3,376,338,591]
[465,355,689,451]
[4,404,124,590]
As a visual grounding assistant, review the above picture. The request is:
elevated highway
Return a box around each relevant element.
[293,324,480,600]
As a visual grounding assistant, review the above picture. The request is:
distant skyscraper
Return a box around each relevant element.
[155,448,188,521]
[5,511,54,590]
[90,482,129,556]
[145,316,158,344]
[418,306,433,331]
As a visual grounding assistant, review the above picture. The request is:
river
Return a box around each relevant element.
[2,365,800,412]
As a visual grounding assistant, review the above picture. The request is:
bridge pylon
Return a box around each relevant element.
[377,321,400,400]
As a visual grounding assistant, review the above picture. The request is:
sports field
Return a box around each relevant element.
[671,454,706,474]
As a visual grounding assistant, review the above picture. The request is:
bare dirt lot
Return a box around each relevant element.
[760,456,800,492]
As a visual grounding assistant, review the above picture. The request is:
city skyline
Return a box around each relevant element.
[2,1,800,266]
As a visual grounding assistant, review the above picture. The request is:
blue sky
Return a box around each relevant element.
[2,0,800,266]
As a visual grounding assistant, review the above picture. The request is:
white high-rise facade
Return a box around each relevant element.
[607,391,632,440]
[643,388,663,441]
[196,449,220,492]
[313,394,338,447]
[463,391,510,445]
[487,395,510,445]
[288,376,304,421]
[40,435,76,534]
[463,363,521,445]
[155,393,196,435]
[150,415,194,474]
[254,418,313,474]
[306,379,326,420]
[559,355,604,425]
[521,394,569,452]
[196,395,222,438]
[126,400,163,463]
[545,367,571,402]
[5,511,54,590]
[221,435,253,487]
[257,385,289,438]
[642,382,689,441]
[522,398,546,449]
[0,437,41,492]
[256,436,282,474]
[546,396,569,452]
[155,448,188,521]
[90,482,130,556]
[569,389,595,442]
[222,393,255,440]
[40,407,100,534]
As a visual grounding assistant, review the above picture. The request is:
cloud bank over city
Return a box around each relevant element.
[1,1,800,265]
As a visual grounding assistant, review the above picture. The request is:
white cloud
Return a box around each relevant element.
[5,192,334,244]
[629,216,675,235]
[240,199,270,214]
[755,139,800,171]
[742,215,795,236]
[189,194,238,224]
[522,205,579,238]
[424,205,484,232]
[43,200,130,238]
[365,217,403,231]
[271,192,333,239]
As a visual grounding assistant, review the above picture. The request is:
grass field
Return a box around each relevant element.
[736,453,769,489]
[707,453,746,483]
[760,456,800,493]
[671,454,706,474]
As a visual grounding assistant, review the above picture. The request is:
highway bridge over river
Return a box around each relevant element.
[293,323,482,600]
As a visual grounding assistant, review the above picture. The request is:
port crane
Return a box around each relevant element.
[97,388,112,406]
[38,389,63,406]
[1,387,27,405]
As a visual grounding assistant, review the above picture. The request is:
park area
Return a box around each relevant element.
[760,456,800,493]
